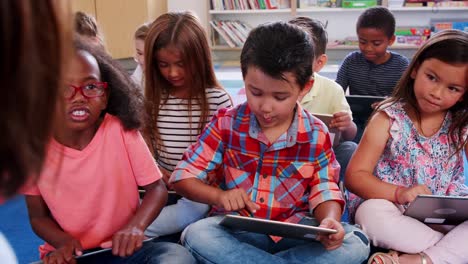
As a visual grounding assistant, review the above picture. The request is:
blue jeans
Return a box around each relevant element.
[145,197,210,237]
[334,141,357,183]
[77,241,196,264]
[182,215,370,264]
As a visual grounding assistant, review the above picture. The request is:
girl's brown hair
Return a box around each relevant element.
[143,11,224,154]
[377,29,468,155]
[0,0,72,198]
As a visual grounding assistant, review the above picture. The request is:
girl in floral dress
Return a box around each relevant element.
[346,30,468,264]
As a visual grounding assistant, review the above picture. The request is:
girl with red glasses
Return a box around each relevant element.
[23,39,195,264]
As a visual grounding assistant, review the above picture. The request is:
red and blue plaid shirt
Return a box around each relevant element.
[171,102,344,226]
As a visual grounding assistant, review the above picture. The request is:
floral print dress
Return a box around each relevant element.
[347,102,468,220]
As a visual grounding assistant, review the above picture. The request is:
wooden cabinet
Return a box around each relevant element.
[72,0,167,59]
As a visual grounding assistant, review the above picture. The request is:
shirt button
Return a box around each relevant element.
[262,174,267,179]
[259,197,264,203]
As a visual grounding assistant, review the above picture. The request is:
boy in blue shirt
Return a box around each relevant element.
[336,6,409,97]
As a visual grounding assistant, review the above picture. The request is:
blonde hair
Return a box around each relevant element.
[134,22,151,40]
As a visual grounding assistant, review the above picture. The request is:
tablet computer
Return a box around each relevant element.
[403,195,468,225]
[219,215,337,241]
[312,113,341,147]
[30,237,156,264]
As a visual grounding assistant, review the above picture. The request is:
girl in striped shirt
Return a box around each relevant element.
[143,11,232,238]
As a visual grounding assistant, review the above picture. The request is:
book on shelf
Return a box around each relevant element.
[431,19,468,33]
[265,0,280,9]
[210,20,236,48]
[211,0,284,10]
[220,21,244,46]
[210,20,253,48]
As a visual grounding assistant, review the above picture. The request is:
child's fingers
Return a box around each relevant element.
[73,242,83,257]
[100,240,112,248]
[112,235,121,256]
[117,235,131,257]
[241,191,259,213]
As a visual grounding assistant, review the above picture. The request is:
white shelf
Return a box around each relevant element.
[213,44,420,51]
[211,7,468,13]
[209,9,292,14]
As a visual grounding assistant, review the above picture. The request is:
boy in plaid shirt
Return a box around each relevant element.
[171,22,370,264]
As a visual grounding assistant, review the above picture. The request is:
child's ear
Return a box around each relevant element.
[313,54,328,73]
[410,63,420,79]
[388,35,396,46]
[300,78,314,97]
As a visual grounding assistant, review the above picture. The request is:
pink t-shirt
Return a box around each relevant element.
[24,114,161,257]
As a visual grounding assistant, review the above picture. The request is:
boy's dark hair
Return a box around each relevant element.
[289,17,328,57]
[356,6,395,38]
[74,37,144,130]
[241,22,314,88]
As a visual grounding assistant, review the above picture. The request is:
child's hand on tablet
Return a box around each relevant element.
[316,218,344,250]
[43,238,82,264]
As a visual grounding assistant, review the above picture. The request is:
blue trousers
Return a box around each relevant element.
[182,215,370,264]
[77,241,196,264]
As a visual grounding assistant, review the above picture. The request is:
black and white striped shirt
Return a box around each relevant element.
[155,88,232,172]
[336,51,409,96]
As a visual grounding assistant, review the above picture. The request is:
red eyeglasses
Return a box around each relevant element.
[64,82,108,100]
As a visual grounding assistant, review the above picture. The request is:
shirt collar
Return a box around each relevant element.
[231,103,311,147]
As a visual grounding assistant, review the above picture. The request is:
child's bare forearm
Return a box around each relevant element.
[342,121,357,141]
[173,178,222,206]
[312,200,342,223]
[128,180,167,230]
[25,195,76,248]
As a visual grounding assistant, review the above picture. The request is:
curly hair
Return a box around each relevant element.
[74,37,145,130]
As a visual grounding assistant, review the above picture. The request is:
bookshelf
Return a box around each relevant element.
[206,0,468,62]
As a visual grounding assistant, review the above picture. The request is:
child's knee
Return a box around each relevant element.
[355,199,398,226]
[342,224,371,261]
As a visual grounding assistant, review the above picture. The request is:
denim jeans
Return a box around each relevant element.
[145,197,210,237]
[182,215,370,264]
[77,241,196,264]
[333,141,357,183]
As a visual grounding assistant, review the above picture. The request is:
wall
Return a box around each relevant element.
[72,0,168,59]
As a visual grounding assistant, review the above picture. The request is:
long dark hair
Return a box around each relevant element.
[0,0,72,198]
[378,29,468,155]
